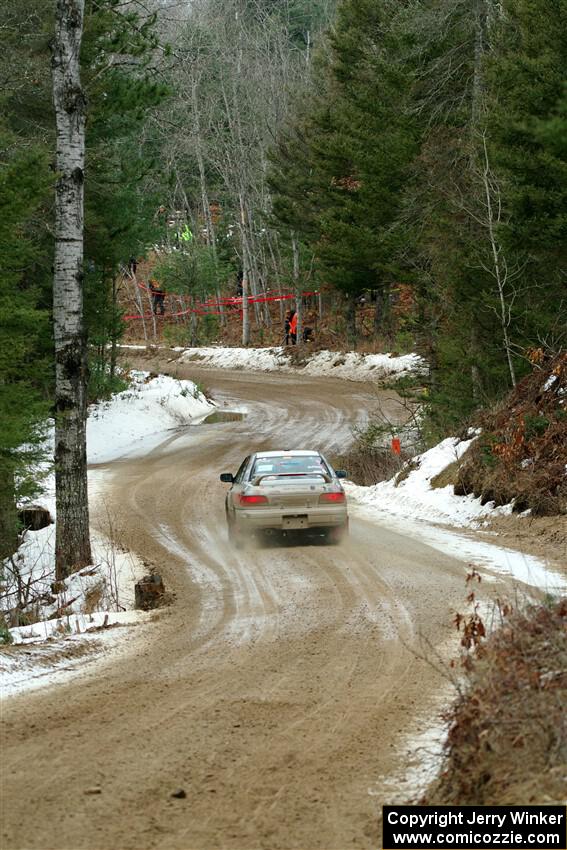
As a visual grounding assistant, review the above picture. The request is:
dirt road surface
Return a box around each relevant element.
[1,366,515,850]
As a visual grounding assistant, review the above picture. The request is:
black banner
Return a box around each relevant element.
[383,806,566,850]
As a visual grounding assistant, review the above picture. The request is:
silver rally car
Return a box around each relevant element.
[220,450,349,546]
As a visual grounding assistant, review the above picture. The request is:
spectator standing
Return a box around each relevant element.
[284,309,292,345]
[289,309,298,345]
[149,279,166,315]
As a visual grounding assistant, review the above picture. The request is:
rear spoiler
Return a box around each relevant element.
[252,472,332,486]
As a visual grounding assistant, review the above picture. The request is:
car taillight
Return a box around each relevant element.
[319,492,346,504]
[238,494,269,506]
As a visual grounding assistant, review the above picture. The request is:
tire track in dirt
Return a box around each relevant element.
[2,364,493,850]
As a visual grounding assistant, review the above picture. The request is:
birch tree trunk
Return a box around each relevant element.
[240,196,251,346]
[190,81,226,327]
[109,276,118,383]
[241,257,251,347]
[52,0,92,580]
[479,132,517,387]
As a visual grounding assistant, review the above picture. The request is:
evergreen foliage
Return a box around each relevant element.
[0,0,169,555]
[487,0,567,352]
[82,0,169,397]
[270,0,419,343]
[1,0,565,559]
[270,0,566,438]
[0,122,51,556]
[0,2,53,556]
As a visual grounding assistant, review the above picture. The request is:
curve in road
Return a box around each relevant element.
[2,366,500,850]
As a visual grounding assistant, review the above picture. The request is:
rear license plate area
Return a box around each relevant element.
[283,515,308,530]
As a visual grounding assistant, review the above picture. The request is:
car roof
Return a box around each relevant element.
[252,450,321,458]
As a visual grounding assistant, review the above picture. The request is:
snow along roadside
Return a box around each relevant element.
[345,436,566,595]
[120,344,425,383]
[1,371,215,696]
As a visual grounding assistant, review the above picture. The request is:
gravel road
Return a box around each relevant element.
[2,365,493,850]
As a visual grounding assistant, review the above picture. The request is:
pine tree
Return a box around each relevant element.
[488,0,567,350]
[0,123,51,559]
[270,0,418,343]
[271,0,565,435]
[81,0,168,394]
[0,0,53,558]
[0,0,168,570]
[401,0,524,435]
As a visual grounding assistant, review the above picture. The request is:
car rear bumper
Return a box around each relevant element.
[234,505,348,532]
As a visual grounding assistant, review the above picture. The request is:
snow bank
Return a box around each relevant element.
[0,617,150,698]
[175,345,424,382]
[298,349,424,381]
[87,370,214,463]
[345,437,495,528]
[1,518,152,693]
[2,520,148,643]
[345,437,567,593]
[8,609,147,645]
[2,370,211,662]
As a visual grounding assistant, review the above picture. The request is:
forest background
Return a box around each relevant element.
[1,0,565,560]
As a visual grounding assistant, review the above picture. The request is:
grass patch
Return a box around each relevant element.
[394,458,419,486]
[0,614,13,645]
[430,459,461,490]
[333,445,406,486]
[424,596,567,805]
[454,353,567,515]
[334,414,416,486]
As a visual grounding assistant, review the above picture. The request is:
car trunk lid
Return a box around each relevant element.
[248,474,332,509]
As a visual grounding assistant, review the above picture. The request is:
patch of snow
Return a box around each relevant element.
[181,346,287,372]
[0,615,150,698]
[369,686,452,804]
[2,523,148,642]
[346,436,566,594]
[2,370,211,690]
[301,349,425,381]
[87,370,214,463]
[169,345,425,382]
[346,437,491,528]
[8,609,147,645]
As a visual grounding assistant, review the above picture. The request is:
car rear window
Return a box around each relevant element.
[251,455,330,479]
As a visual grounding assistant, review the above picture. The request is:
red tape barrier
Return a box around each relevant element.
[126,286,319,321]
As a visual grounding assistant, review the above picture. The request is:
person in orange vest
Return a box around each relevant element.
[289,309,298,345]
